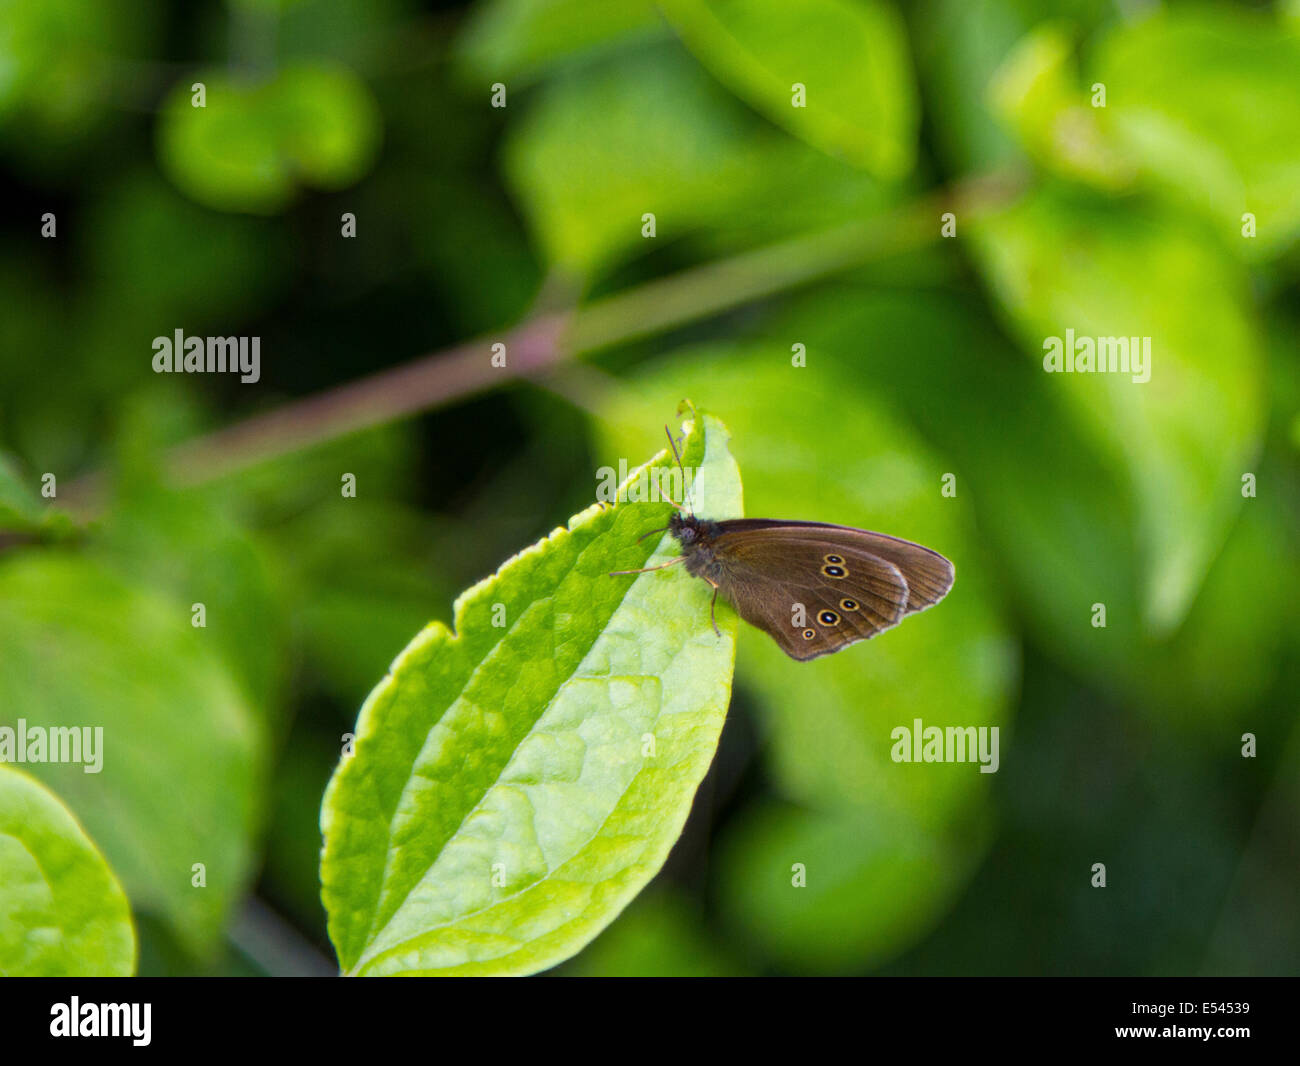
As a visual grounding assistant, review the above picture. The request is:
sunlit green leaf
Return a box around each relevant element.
[665,0,918,177]
[1093,7,1300,258]
[0,766,136,976]
[987,22,1133,189]
[504,45,780,275]
[320,414,740,975]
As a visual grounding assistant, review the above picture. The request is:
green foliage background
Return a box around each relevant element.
[0,0,1297,975]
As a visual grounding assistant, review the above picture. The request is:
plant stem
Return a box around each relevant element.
[151,169,1024,490]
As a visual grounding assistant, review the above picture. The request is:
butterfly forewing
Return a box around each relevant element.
[711,529,923,660]
[633,509,955,662]
[715,521,954,612]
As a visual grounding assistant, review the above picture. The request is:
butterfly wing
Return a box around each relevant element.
[709,522,954,661]
[716,520,955,614]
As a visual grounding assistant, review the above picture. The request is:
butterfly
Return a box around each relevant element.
[610,429,954,661]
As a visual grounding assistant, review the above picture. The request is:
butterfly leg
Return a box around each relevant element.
[707,582,720,637]
[608,556,684,576]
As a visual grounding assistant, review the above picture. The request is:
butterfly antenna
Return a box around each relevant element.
[664,425,695,516]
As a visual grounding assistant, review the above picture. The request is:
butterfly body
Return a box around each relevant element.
[665,512,954,661]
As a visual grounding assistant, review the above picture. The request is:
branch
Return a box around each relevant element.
[77,167,1024,500]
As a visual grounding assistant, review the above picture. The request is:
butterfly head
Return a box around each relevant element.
[667,511,696,544]
[668,511,721,549]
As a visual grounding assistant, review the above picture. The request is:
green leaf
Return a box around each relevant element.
[95,483,288,717]
[156,62,381,214]
[0,553,264,957]
[715,800,984,973]
[504,44,781,275]
[83,389,290,715]
[1092,7,1300,258]
[320,413,741,976]
[987,22,1134,189]
[908,0,1029,174]
[970,185,1265,633]
[0,0,128,140]
[455,0,664,87]
[984,10,1300,259]
[782,285,1146,711]
[664,0,918,178]
[0,766,136,976]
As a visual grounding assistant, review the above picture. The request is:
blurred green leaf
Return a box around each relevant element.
[0,452,51,533]
[504,45,779,276]
[561,889,748,975]
[716,800,983,973]
[0,0,131,140]
[665,0,918,178]
[985,10,1300,260]
[910,0,1029,174]
[1093,7,1300,258]
[157,62,381,214]
[776,286,1138,686]
[0,553,265,957]
[78,391,291,715]
[320,414,740,975]
[95,484,288,716]
[971,185,1265,633]
[0,766,136,976]
[455,0,663,86]
[275,64,383,185]
[276,0,411,64]
[987,22,1132,188]
[1129,481,1299,731]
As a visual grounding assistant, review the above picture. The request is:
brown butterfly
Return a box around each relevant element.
[611,430,954,661]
